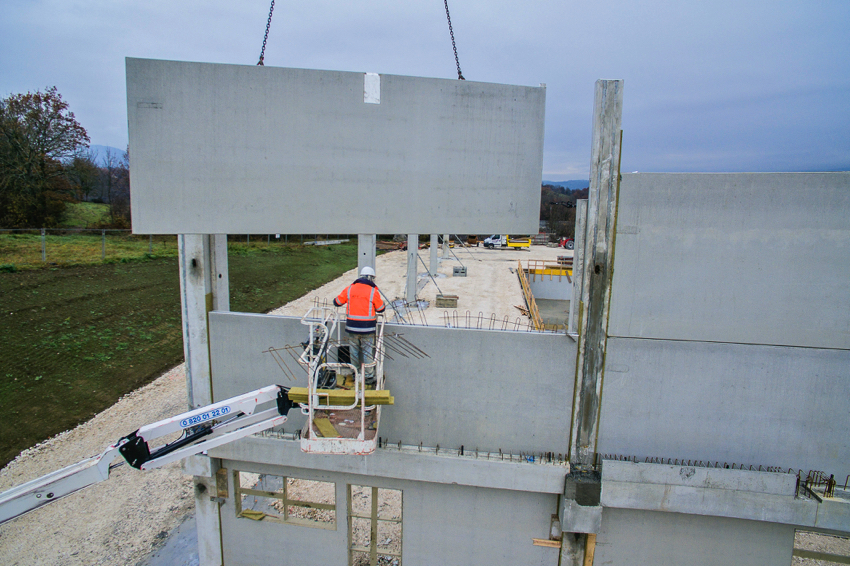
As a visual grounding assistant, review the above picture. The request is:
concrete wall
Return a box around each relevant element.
[528,274,572,300]
[594,508,795,565]
[598,172,850,478]
[598,338,850,475]
[610,172,850,350]
[208,312,576,455]
[219,458,559,566]
[126,58,545,235]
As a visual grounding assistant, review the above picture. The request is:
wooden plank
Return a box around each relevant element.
[287,387,394,405]
[532,538,562,548]
[584,533,597,566]
[313,418,340,438]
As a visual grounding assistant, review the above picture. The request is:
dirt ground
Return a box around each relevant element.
[1,244,845,565]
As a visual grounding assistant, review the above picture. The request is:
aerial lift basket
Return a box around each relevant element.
[295,307,390,455]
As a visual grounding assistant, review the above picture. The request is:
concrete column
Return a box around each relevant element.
[178,234,213,409]
[358,234,377,275]
[569,79,623,469]
[442,234,451,258]
[562,79,622,565]
[567,200,587,336]
[406,234,418,303]
[429,234,439,274]
[211,234,229,312]
[177,234,225,566]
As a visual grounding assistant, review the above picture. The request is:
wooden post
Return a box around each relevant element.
[569,79,624,469]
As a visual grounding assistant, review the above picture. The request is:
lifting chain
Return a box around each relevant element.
[443,0,465,80]
[257,0,276,66]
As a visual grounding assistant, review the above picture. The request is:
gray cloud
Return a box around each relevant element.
[1,0,847,177]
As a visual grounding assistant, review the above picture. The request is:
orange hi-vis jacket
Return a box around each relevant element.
[334,278,385,334]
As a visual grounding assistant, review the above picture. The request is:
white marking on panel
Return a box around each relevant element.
[364,72,380,104]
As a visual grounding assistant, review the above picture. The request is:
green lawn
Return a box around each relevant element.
[61,202,111,228]
[0,242,356,467]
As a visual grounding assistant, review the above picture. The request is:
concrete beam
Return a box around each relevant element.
[210,436,568,495]
[600,460,850,534]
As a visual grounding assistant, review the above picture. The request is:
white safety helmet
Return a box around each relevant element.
[360,266,376,278]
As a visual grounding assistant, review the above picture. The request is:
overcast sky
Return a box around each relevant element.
[2,0,848,178]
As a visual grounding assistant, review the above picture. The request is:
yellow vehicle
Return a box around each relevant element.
[482,235,531,249]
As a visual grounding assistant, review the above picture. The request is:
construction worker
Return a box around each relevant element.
[334,266,385,386]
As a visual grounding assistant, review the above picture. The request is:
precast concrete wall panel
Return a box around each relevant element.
[379,324,574,455]
[594,508,795,566]
[208,312,575,455]
[598,337,850,476]
[610,172,850,350]
[220,460,558,566]
[528,275,572,300]
[126,58,546,235]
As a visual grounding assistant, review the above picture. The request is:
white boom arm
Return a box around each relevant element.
[0,384,293,526]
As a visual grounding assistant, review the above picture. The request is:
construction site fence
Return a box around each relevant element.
[0,229,357,267]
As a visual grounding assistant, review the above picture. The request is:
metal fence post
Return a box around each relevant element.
[149,234,153,253]
[41,228,46,262]
[102,229,106,260]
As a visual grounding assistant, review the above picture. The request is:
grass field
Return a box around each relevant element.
[0,242,356,467]
[0,232,179,269]
[61,202,111,228]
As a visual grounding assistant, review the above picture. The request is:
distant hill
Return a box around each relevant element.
[88,144,126,166]
[543,179,589,192]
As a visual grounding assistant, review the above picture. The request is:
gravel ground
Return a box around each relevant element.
[0,365,194,566]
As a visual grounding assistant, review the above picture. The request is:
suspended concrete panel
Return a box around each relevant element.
[609,172,850,350]
[126,58,546,235]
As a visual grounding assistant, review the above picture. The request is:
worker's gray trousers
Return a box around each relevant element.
[346,331,376,384]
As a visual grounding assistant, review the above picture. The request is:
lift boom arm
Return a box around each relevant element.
[0,384,294,526]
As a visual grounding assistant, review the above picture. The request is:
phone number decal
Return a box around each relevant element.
[181,406,231,428]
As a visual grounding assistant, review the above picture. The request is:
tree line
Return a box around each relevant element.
[0,87,130,228]
[540,183,588,239]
